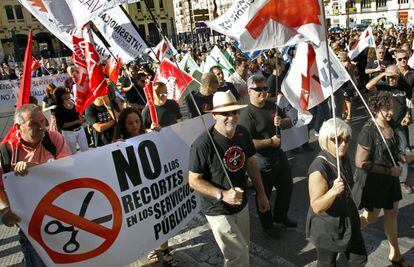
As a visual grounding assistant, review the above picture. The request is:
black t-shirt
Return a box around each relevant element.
[85,104,114,147]
[42,96,57,115]
[125,84,146,105]
[186,92,213,118]
[239,102,286,157]
[217,82,240,100]
[365,59,389,78]
[399,68,414,100]
[142,99,182,128]
[55,105,81,131]
[376,81,407,127]
[189,125,256,216]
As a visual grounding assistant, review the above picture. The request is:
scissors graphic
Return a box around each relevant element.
[44,191,113,253]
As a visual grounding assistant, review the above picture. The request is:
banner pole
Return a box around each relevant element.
[142,0,235,188]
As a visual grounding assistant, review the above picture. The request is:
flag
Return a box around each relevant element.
[104,57,123,84]
[231,40,264,61]
[206,0,324,51]
[72,26,109,114]
[153,59,196,104]
[31,56,42,71]
[143,82,158,126]
[92,6,148,64]
[2,30,34,145]
[149,39,177,62]
[409,53,414,69]
[281,41,349,113]
[348,26,376,60]
[209,46,235,74]
[179,53,203,82]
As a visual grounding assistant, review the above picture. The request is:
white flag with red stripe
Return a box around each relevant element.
[149,39,177,62]
[348,26,376,60]
[31,56,42,71]
[206,0,324,52]
[281,41,349,113]
[72,26,108,114]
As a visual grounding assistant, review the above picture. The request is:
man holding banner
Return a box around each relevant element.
[0,104,71,267]
[188,90,269,267]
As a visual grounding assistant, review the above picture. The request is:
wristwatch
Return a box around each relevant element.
[215,190,223,201]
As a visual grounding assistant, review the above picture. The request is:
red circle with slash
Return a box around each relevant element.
[28,178,122,264]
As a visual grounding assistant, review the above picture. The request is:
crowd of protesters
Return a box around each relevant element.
[0,23,414,266]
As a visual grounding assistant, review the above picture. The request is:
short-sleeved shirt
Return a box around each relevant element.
[189,125,255,216]
[55,106,82,131]
[85,104,114,147]
[239,102,286,157]
[217,82,240,100]
[186,92,213,118]
[365,59,389,78]
[142,99,182,128]
[376,81,407,127]
[42,96,57,115]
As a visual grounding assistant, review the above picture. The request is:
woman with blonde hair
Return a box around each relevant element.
[307,118,367,266]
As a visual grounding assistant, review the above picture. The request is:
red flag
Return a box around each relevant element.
[72,26,108,114]
[31,56,42,71]
[2,30,34,145]
[153,59,194,104]
[104,56,122,84]
[143,82,159,125]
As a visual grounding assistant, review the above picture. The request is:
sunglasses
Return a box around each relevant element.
[156,92,168,97]
[329,136,350,144]
[217,110,240,116]
[397,57,408,61]
[249,86,269,92]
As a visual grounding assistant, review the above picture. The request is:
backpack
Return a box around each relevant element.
[0,131,57,174]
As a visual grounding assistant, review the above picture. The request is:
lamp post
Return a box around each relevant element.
[11,27,20,61]
[187,0,194,42]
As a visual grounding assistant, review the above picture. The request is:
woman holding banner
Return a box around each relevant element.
[356,92,412,266]
[307,118,367,266]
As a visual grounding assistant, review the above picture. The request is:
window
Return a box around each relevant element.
[161,23,167,35]
[376,0,386,8]
[138,25,146,37]
[5,5,15,21]
[398,0,408,3]
[147,0,154,9]
[361,0,371,9]
[14,5,24,21]
[136,2,141,10]
[159,0,164,9]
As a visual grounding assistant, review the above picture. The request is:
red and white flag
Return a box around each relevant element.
[348,26,376,60]
[206,0,324,51]
[31,56,42,71]
[149,39,177,62]
[104,56,123,84]
[72,26,108,114]
[281,41,349,113]
[153,59,194,104]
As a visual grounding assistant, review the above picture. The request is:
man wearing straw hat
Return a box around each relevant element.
[189,90,270,267]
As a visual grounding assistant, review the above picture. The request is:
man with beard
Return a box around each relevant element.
[186,72,218,118]
[226,57,249,104]
[210,66,239,100]
[189,90,269,267]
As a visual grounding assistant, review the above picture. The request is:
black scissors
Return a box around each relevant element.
[44,191,113,253]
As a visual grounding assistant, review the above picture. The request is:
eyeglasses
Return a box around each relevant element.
[249,86,269,93]
[397,57,408,61]
[217,110,240,116]
[156,93,168,97]
[329,136,350,144]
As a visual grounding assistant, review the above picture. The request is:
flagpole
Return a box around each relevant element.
[274,55,281,137]
[321,2,342,179]
[143,0,235,189]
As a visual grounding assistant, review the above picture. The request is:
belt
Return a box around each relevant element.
[64,126,82,132]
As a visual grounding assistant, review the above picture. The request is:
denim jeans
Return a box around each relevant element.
[18,230,46,267]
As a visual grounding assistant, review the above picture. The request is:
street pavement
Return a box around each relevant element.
[0,99,413,266]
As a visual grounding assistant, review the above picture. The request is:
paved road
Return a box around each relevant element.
[0,99,413,266]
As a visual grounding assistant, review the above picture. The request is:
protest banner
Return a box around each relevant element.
[3,115,215,266]
[278,95,312,151]
[0,74,68,117]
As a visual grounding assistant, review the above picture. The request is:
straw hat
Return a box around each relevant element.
[210,90,247,113]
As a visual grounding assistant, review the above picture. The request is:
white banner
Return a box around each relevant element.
[278,95,311,151]
[3,115,215,267]
[0,74,68,116]
[93,6,147,63]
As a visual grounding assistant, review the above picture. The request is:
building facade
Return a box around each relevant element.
[0,0,71,61]
[124,0,176,46]
[325,0,414,28]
